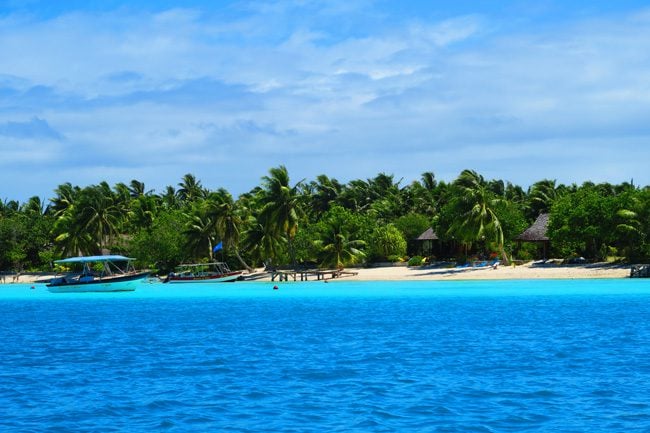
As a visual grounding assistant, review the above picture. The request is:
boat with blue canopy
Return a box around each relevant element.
[47,255,149,293]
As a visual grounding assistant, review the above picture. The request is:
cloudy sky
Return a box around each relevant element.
[1,0,650,201]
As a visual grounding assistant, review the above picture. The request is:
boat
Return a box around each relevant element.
[47,255,149,293]
[163,262,242,283]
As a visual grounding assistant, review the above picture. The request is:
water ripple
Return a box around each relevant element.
[2,282,650,431]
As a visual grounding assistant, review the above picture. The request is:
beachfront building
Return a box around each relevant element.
[515,213,550,260]
[415,228,439,258]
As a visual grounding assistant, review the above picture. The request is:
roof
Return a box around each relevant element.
[416,227,439,241]
[516,213,550,242]
[54,255,134,264]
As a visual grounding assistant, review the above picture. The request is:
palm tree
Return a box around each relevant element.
[308,174,343,219]
[160,185,181,210]
[128,179,153,198]
[53,213,94,257]
[405,172,439,216]
[615,208,643,259]
[205,189,253,272]
[337,179,368,212]
[315,218,366,269]
[241,216,285,267]
[528,179,562,218]
[50,183,80,219]
[178,173,205,204]
[130,194,159,231]
[21,196,47,216]
[183,202,216,260]
[259,166,305,267]
[52,184,125,256]
[452,170,510,265]
[79,183,124,252]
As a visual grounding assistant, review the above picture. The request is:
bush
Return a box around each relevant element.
[368,224,407,261]
[408,256,425,266]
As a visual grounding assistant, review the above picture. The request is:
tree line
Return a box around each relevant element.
[1,166,648,273]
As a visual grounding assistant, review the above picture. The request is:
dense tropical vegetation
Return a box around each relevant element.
[1,166,649,273]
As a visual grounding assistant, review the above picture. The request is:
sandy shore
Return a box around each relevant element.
[245,262,632,282]
[338,262,630,281]
[3,262,632,284]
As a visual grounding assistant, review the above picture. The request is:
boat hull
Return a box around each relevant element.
[165,272,242,283]
[47,272,150,293]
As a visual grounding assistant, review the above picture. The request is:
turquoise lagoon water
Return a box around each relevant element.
[2,279,650,432]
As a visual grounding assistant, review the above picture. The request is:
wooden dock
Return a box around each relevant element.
[270,269,358,282]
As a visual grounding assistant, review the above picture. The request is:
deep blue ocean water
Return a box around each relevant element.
[2,279,650,432]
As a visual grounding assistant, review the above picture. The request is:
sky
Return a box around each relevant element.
[1,0,650,202]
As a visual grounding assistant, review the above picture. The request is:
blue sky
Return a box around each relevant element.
[1,0,650,201]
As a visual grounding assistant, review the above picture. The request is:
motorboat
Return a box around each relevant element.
[163,262,242,283]
[47,255,149,293]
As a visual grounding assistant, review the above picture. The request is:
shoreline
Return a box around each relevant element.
[251,262,631,282]
[3,262,632,284]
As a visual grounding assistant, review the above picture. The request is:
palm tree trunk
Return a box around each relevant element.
[287,230,297,268]
[498,244,510,266]
[234,250,254,273]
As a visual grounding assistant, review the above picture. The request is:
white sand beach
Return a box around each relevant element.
[338,262,630,281]
[248,262,631,282]
[5,262,632,284]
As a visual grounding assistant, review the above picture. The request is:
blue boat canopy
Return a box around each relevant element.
[54,255,135,264]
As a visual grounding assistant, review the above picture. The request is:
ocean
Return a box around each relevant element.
[1,279,650,432]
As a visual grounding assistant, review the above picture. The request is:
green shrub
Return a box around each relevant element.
[408,256,425,266]
[369,224,407,261]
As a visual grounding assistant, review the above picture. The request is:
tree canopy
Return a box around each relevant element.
[2,167,649,273]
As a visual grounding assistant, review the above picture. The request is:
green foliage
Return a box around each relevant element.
[292,224,321,264]
[259,165,306,266]
[129,210,186,273]
[0,210,53,270]
[438,169,512,264]
[6,168,650,272]
[408,255,425,266]
[368,224,407,261]
[393,213,431,241]
[548,186,620,260]
[301,206,368,268]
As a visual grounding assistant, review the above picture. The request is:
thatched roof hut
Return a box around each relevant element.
[516,213,549,242]
[415,228,439,257]
[516,213,550,258]
[416,228,438,241]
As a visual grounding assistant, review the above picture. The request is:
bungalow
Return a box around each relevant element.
[515,213,550,260]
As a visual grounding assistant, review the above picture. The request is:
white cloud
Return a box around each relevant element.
[1,3,650,200]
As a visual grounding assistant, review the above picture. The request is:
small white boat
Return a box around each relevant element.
[163,262,242,283]
[47,255,149,293]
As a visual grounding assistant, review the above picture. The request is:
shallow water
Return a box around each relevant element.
[1,279,650,432]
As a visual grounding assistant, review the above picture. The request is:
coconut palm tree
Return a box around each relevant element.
[183,202,216,260]
[79,183,124,252]
[452,170,510,265]
[205,189,253,272]
[308,174,343,219]
[50,182,80,219]
[21,196,47,216]
[259,166,305,267]
[528,179,562,218]
[241,214,284,267]
[130,194,159,231]
[315,218,366,269]
[128,179,154,198]
[177,173,205,204]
